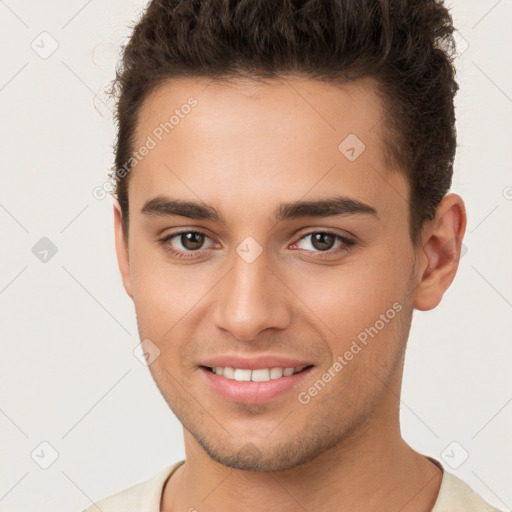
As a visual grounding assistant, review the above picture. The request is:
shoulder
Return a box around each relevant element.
[80,460,185,512]
[432,466,504,512]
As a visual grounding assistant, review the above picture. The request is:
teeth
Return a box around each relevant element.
[270,367,284,379]
[251,368,270,382]
[234,369,252,381]
[222,366,235,379]
[210,365,307,382]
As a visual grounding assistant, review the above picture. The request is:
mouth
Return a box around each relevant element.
[199,364,315,404]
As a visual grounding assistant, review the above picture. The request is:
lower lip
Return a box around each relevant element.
[199,366,314,404]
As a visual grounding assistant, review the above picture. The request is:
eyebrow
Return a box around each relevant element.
[140,194,378,223]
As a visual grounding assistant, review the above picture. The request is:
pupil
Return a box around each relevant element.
[182,232,204,250]
[312,233,334,251]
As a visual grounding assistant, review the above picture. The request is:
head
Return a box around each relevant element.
[110,0,466,471]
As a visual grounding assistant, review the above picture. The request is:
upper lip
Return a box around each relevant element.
[200,354,314,370]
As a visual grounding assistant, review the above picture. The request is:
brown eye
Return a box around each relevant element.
[160,230,215,259]
[310,233,336,251]
[180,232,206,251]
[293,231,356,256]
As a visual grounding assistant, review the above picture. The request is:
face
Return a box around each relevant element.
[115,76,421,471]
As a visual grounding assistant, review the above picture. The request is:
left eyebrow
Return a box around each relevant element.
[272,195,379,223]
[140,194,379,223]
[141,196,224,222]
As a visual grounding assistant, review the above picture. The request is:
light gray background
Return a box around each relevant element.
[0,1,511,511]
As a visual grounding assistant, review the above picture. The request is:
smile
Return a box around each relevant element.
[200,365,315,404]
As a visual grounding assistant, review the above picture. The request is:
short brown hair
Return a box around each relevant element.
[107,0,459,246]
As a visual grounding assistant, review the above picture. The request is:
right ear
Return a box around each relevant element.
[113,198,133,299]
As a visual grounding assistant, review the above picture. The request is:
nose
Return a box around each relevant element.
[211,248,292,342]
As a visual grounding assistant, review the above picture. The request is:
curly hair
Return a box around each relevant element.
[107,0,459,246]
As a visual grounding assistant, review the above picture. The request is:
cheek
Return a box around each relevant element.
[129,245,215,335]
[297,260,406,314]
[286,250,411,351]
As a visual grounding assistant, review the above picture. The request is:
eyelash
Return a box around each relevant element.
[158,229,356,260]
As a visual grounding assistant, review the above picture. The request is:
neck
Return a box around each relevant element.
[162,434,442,512]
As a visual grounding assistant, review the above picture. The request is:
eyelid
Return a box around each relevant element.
[293,225,357,241]
[159,229,216,256]
[290,230,356,253]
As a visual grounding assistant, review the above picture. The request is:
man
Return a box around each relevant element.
[84,0,502,510]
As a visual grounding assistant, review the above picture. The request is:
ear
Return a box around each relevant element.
[113,198,133,299]
[413,193,467,311]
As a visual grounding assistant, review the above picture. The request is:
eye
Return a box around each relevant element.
[159,230,215,258]
[291,231,355,255]
[158,229,356,260]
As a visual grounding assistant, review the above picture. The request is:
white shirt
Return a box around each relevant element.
[81,457,503,512]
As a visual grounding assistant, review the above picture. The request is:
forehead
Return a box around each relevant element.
[136,75,386,153]
[129,75,407,224]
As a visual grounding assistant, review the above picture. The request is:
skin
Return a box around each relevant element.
[113,75,466,512]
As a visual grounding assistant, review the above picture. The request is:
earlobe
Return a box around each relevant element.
[113,200,133,299]
[413,193,467,311]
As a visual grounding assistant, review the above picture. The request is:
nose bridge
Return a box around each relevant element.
[212,245,291,340]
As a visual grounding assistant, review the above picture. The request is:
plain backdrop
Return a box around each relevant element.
[0,1,511,511]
